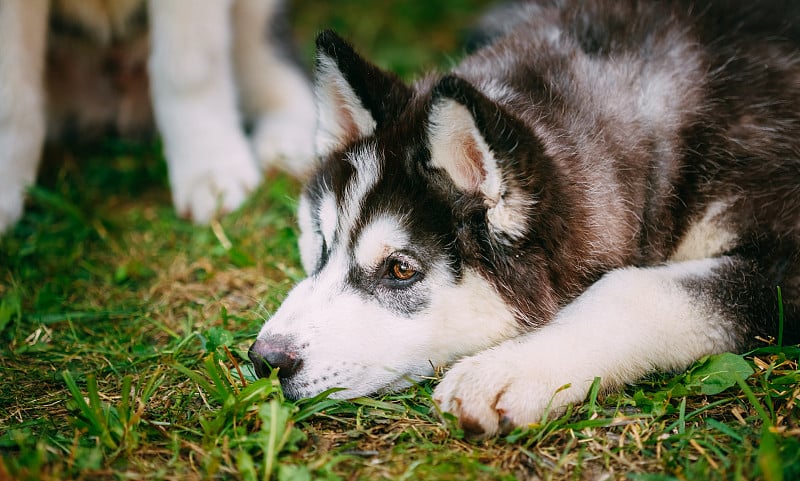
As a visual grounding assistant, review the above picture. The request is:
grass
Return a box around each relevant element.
[1,1,800,479]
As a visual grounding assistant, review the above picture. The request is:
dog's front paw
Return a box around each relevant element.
[168,140,260,224]
[252,112,316,178]
[433,342,593,437]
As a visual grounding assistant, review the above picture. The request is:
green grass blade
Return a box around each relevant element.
[171,363,225,405]
[735,377,772,426]
[758,427,783,481]
[62,371,95,424]
[203,354,235,400]
[705,418,744,443]
[62,371,118,451]
[776,286,784,348]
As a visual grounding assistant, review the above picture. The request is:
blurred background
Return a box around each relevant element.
[19,0,498,237]
[291,0,494,78]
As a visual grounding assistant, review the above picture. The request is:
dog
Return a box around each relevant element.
[0,0,316,232]
[249,0,800,437]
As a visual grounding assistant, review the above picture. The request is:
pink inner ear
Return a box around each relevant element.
[330,87,359,145]
[457,134,488,192]
[429,98,496,194]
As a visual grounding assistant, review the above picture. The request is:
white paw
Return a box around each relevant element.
[0,184,26,234]
[0,146,40,235]
[252,112,317,178]
[167,135,260,224]
[433,340,594,437]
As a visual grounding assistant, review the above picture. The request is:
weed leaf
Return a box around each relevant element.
[684,352,754,395]
[200,326,236,353]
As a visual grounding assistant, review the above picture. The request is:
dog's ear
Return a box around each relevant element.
[427,75,536,241]
[314,30,412,156]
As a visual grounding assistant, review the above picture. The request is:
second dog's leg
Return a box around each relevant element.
[232,0,317,178]
[148,0,260,223]
[0,0,48,233]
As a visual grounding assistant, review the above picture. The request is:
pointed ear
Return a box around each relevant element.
[427,75,535,241]
[314,30,413,156]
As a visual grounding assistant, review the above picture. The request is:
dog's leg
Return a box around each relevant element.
[231,0,316,178]
[434,256,780,437]
[148,0,260,223]
[0,0,48,233]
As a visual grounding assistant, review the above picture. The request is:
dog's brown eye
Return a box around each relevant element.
[390,260,417,281]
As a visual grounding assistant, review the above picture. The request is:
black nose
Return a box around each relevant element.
[248,335,303,379]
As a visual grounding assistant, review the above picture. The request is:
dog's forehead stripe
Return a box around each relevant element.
[318,194,338,248]
[340,143,381,238]
[296,193,319,274]
[355,215,410,268]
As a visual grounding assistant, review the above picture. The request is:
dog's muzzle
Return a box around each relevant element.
[248,335,303,379]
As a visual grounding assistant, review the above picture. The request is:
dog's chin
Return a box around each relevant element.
[279,372,421,402]
[376,376,417,396]
[278,382,305,402]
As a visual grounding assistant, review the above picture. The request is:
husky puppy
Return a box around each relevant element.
[0,0,316,232]
[250,0,800,436]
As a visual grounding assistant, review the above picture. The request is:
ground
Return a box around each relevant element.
[1,1,799,480]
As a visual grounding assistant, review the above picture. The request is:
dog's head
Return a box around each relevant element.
[249,31,557,400]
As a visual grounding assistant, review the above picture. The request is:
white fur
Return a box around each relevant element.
[477,79,521,104]
[434,257,738,436]
[258,261,519,399]
[314,54,377,157]
[573,34,703,136]
[318,194,339,252]
[1,0,314,232]
[355,215,409,268]
[232,0,317,177]
[0,0,48,233]
[148,0,259,223]
[297,190,338,275]
[670,200,737,262]
[340,144,381,235]
[296,193,317,274]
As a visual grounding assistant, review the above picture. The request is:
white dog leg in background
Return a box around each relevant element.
[0,0,49,233]
[148,0,260,223]
[232,0,317,178]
